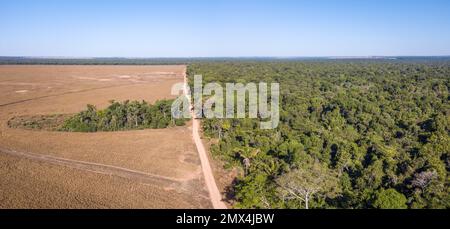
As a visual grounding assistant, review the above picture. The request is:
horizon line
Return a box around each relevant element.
[1,55,450,59]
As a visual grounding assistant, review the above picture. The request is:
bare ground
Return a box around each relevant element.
[0,65,212,208]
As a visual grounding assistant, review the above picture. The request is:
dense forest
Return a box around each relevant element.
[61,99,187,132]
[188,61,450,209]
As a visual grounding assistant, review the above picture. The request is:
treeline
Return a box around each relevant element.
[61,99,187,132]
[188,61,450,209]
[0,57,189,65]
[3,57,450,65]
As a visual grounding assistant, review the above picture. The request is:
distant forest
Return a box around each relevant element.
[1,56,450,65]
[188,61,449,209]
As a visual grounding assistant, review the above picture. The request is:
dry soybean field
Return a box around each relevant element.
[0,65,212,208]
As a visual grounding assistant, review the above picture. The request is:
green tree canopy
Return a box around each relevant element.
[372,189,408,209]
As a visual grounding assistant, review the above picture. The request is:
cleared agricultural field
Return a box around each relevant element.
[0,65,212,208]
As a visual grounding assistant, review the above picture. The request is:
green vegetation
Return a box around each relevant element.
[188,61,450,209]
[8,114,70,131]
[372,188,408,209]
[60,99,188,132]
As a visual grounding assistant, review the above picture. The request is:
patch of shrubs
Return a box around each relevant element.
[60,99,188,132]
[8,114,70,131]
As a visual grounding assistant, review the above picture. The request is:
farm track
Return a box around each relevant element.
[183,69,228,209]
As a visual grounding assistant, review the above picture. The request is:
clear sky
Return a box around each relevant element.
[1,0,449,57]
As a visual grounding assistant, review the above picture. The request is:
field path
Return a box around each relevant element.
[0,147,184,184]
[183,68,227,209]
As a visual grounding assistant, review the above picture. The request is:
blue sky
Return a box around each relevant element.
[1,0,449,57]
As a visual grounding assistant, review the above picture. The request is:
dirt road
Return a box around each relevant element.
[183,68,227,209]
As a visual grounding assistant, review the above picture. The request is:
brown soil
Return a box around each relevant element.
[0,65,212,208]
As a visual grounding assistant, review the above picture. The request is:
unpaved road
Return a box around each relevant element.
[183,68,227,209]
